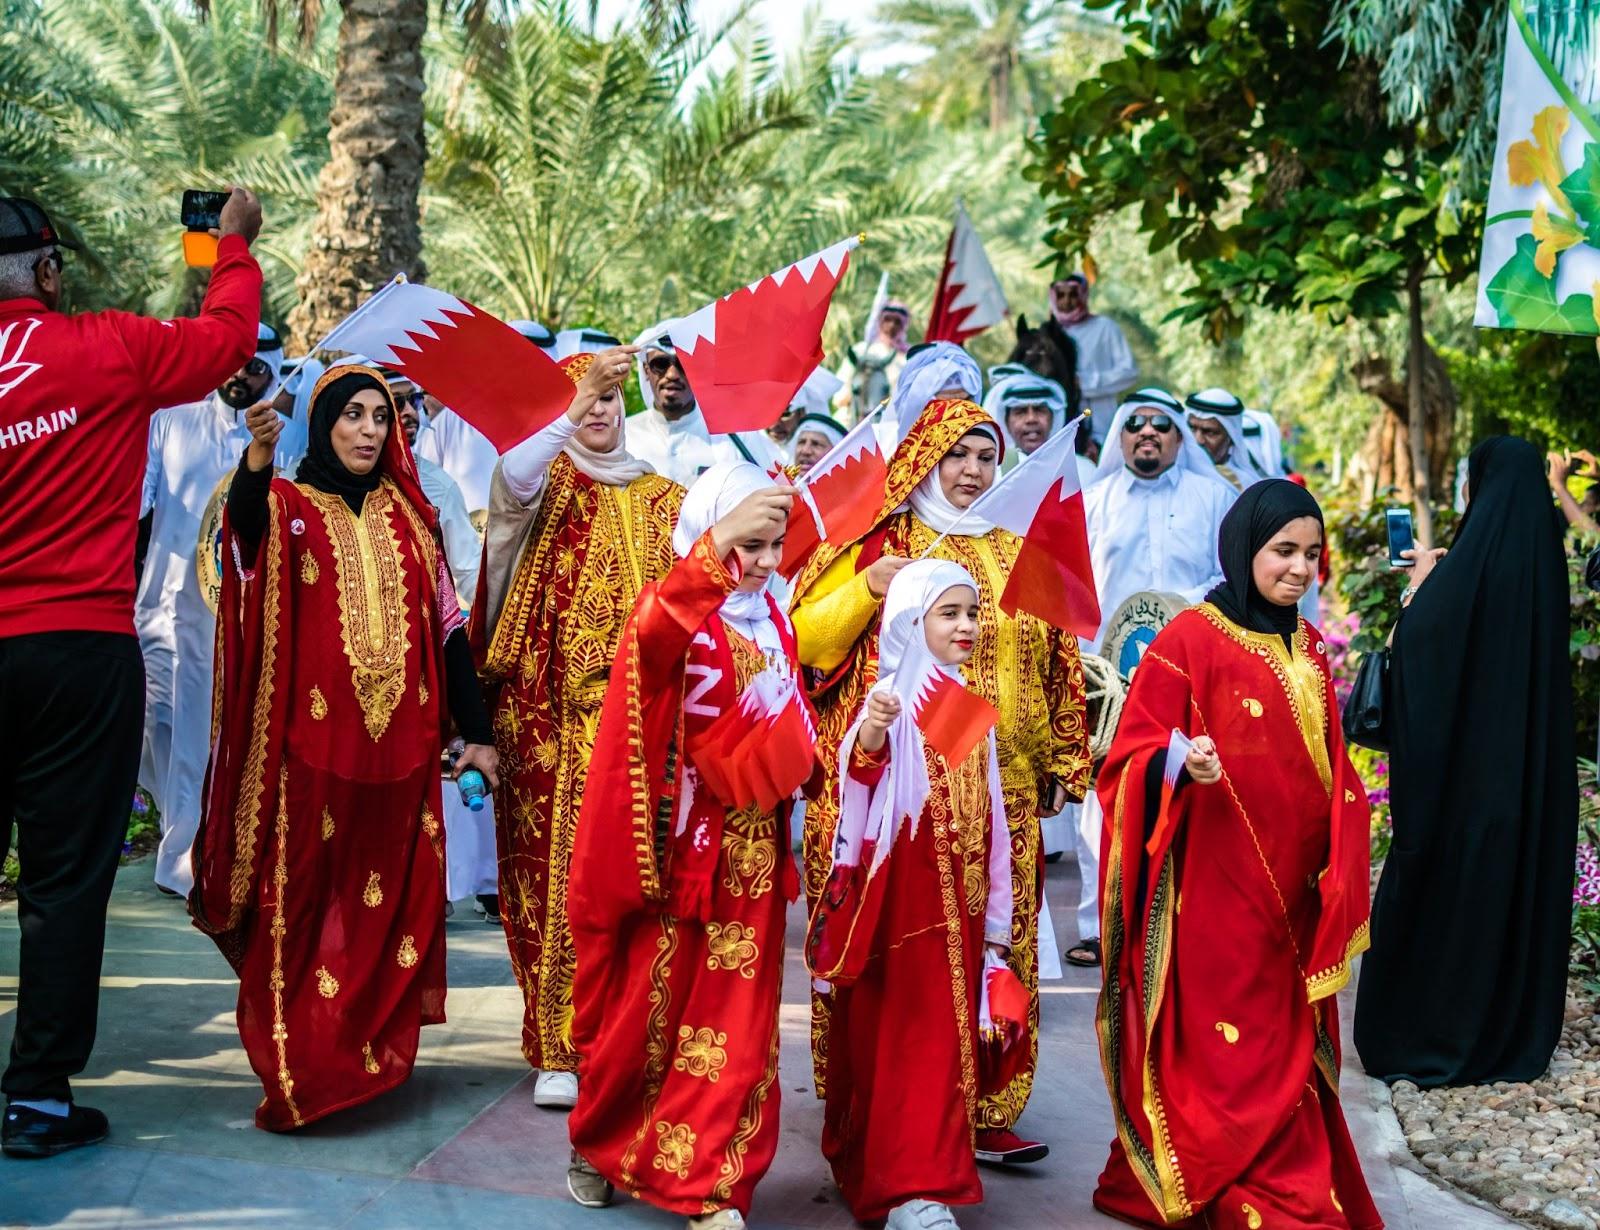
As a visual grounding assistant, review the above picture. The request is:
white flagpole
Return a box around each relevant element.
[308,273,407,360]
[862,272,890,350]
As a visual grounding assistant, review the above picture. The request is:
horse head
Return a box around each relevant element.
[1004,313,1081,414]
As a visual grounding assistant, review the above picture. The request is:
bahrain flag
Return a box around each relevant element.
[777,412,890,578]
[925,202,1007,345]
[318,277,574,453]
[669,236,860,434]
[961,421,1100,639]
[906,646,999,766]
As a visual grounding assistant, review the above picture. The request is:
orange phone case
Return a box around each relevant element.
[182,231,219,268]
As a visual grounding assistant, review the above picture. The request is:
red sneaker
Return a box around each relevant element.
[975,1128,1049,1165]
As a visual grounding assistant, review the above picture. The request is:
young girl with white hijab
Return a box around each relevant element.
[807,560,1014,1230]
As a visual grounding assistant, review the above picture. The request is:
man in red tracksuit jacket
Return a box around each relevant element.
[0,188,264,1158]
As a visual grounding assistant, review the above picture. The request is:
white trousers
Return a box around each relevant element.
[442,785,499,900]
[1069,795,1104,942]
[136,639,175,819]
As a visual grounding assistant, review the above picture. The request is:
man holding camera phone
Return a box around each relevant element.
[0,186,263,1158]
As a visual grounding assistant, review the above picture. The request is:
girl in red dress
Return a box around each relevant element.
[565,462,815,1230]
[807,559,1014,1230]
[1094,480,1380,1229]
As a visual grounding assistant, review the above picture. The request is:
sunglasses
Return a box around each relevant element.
[1123,413,1176,434]
[646,354,683,377]
[244,358,273,377]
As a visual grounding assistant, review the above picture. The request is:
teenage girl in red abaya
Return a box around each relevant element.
[1094,480,1381,1230]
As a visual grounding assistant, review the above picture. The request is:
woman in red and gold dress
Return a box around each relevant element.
[1094,480,1381,1230]
[565,462,815,1230]
[807,560,1015,1230]
[191,364,498,1132]
[791,394,1090,1161]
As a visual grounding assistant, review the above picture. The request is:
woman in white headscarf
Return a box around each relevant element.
[789,395,1091,1162]
[470,347,686,1109]
[807,559,1014,1230]
[565,463,815,1230]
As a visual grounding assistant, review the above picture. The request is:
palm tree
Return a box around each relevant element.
[875,0,1071,132]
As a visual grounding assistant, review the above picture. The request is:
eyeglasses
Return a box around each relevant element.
[244,358,272,377]
[646,355,682,377]
[1123,413,1175,434]
[32,249,63,275]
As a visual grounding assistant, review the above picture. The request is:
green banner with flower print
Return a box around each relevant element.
[1478,0,1600,333]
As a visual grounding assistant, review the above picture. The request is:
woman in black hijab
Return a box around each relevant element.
[1205,478,1325,645]
[1356,436,1577,1087]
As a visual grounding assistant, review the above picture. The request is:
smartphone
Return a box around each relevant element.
[1385,506,1415,568]
[181,189,230,232]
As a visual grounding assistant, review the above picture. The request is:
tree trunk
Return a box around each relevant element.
[288,0,429,352]
[1406,270,1435,547]
[990,54,1010,132]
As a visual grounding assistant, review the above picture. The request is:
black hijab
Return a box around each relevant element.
[1204,478,1323,644]
[1356,435,1576,1087]
[296,370,391,512]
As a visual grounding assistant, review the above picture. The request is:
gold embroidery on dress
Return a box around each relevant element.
[320,807,334,841]
[300,551,319,585]
[721,807,777,899]
[309,686,327,721]
[268,765,302,1125]
[396,935,419,968]
[362,1042,380,1075]
[1242,697,1264,717]
[673,1026,729,1082]
[418,681,428,706]
[621,920,679,1191]
[652,1121,696,1181]
[316,966,340,999]
[1243,1203,1264,1229]
[362,872,382,908]
[306,484,411,742]
[1215,1021,1240,1044]
[704,921,759,979]
[710,1026,781,1205]
[1198,605,1331,794]
[1331,1188,1344,1213]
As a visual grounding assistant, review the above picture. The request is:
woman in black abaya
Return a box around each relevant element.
[1355,436,1577,1087]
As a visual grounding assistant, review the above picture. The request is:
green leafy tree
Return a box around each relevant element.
[1030,0,1486,541]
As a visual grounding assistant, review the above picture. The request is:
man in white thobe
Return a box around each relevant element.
[136,323,302,895]
[1063,388,1234,967]
[1184,386,1268,493]
[390,372,481,605]
[627,329,783,484]
[1049,274,1139,446]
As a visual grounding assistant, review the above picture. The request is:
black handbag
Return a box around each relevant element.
[1341,647,1390,752]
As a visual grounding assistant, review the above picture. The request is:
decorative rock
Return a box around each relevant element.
[1500,1191,1543,1214]
[1541,1197,1596,1229]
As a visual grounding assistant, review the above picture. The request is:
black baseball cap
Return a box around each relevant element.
[0,198,81,256]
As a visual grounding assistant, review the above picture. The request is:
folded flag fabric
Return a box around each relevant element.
[901,638,999,766]
[318,276,575,454]
[925,202,1007,346]
[777,410,890,578]
[1147,728,1195,856]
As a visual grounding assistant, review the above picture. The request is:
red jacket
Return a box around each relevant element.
[0,234,262,638]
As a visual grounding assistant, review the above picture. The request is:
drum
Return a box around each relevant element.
[194,472,233,616]
[1078,653,1127,763]
[1100,590,1189,682]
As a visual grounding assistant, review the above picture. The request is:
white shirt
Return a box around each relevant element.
[416,456,480,606]
[627,404,780,487]
[413,406,499,513]
[1062,315,1139,444]
[136,394,303,893]
[1082,464,1233,650]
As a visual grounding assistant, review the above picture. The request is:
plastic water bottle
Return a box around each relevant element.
[456,768,488,812]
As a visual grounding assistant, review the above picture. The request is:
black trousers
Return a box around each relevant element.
[0,631,143,1102]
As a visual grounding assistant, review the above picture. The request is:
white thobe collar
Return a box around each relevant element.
[1116,464,1183,496]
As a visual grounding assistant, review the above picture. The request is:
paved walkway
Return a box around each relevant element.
[1,859,1508,1229]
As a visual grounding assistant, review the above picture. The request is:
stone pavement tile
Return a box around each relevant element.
[0,1143,392,1229]
[339,1178,666,1230]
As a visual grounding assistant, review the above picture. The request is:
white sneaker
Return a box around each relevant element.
[533,1070,579,1109]
[687,1212,745,1230]
[567,1150,613,1208]
[885,1200,960,1230]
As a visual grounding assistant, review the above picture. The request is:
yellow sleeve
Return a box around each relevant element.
[791,545,880,672]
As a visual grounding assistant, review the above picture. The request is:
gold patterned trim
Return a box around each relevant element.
[1305,919,1371,1003]
[710,1014,781,1206]
[268,764,302,1126]
[227,497,287,926]
[620,918,679,1191]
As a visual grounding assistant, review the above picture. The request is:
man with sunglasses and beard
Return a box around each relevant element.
[136,322,302,898]
[1062,389,1234,972]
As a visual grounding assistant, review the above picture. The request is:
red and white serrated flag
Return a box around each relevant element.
[317,277,575,454]
[669,236,860,435]
[962,420,1100,639]
[1147,728,1195,856]
[904,643,999,765]
[925,202,1008,345]
[777,412,890,579]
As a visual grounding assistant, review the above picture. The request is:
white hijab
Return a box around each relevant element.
[672,460,784,646]
[907,423,1002,536]
[883,342,982,448]
[831,561,1009,925]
